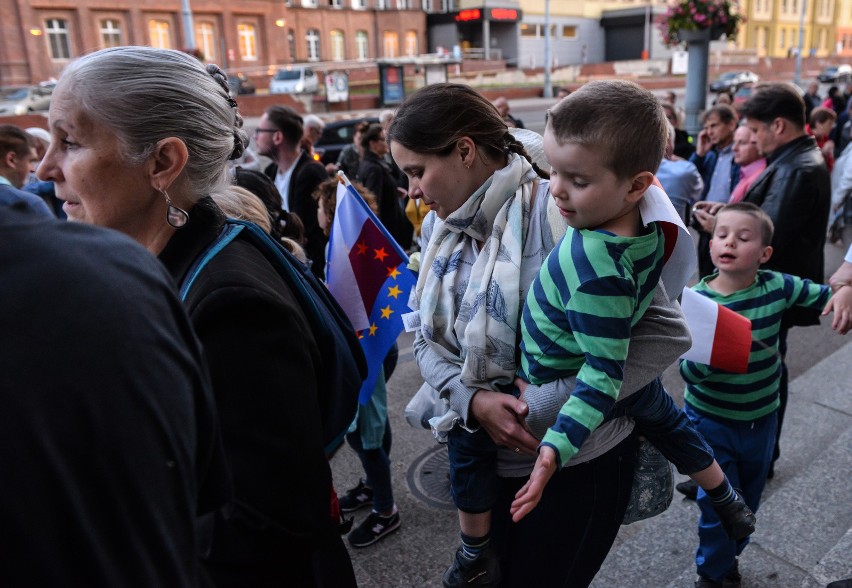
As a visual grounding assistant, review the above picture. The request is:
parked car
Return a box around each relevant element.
[709,71,760,93]
[732,83,755,107]
[314,116,379,166]
[227,73,256,96]
[0,85,53,116]
[817,64,852,83]
[269,65,319,94]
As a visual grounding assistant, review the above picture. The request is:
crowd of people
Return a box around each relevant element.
[2,46,851,588]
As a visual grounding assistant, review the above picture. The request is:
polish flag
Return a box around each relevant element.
[680,288,752,374]
[639,179,695,298]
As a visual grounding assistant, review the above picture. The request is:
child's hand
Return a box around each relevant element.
[510,445,557,523]
[823,284,852,335]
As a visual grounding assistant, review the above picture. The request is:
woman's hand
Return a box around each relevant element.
[470,389,538,454]
[510,445,557,522]
[692,201,724,233]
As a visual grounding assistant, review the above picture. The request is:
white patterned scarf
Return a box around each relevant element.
[416,153,538,390]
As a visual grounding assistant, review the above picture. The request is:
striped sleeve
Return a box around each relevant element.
[540,274,635,469]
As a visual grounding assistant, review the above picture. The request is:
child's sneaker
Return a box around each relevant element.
[338,479,373,513]
[347,509,400,547]
[442,544,501,587]
[712,491,756,541]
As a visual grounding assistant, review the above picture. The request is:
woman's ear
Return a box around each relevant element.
[456,137,476,168]
[625,171,655,203]
[149,137,189,192]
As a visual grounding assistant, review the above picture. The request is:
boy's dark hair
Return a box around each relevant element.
[264,105,304,147]
[739,83,806,129]
[700,104,738,125]
[714,202,775,246]
[546,79,667,178]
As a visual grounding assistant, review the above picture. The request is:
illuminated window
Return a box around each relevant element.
[520,23,537,37]
[148,19,171,49]
[196,22,216,61]
[405,30,418,56]
[99,19,122,49]
[562,26,577,39]
[46,19,71,59]
[356,30,369,59]
[238,23,257,60]
[383,31,399,57]
[331,30,345,60]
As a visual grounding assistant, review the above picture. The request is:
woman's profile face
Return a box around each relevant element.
[390,141,472,219]
[38,84,160,236]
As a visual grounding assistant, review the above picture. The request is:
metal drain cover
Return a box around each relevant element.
[406,444,454,510]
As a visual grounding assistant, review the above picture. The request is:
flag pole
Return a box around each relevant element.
[336,170,351,187]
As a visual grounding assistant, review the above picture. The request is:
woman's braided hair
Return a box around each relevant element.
[205,63,249,161]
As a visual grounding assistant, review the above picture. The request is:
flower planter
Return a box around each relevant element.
[676,27,724,45]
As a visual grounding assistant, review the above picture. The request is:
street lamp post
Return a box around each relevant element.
[181,0,196,50]
[543,0,552,98]
[794,0,807,86]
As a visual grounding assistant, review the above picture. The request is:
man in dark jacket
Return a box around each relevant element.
[740,83,832,476]
[257,105,329,278]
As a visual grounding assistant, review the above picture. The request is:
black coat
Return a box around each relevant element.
[158,199,348,584]
[264,152,329,278]
[744,135,831,327]
[0,206,228,586]
[358,150,413,251]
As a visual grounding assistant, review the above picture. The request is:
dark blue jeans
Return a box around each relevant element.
[345,419,394,513]
[611,378,715,475]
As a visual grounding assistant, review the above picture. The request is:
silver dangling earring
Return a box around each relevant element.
[161,188,189,228]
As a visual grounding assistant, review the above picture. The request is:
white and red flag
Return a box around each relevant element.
[680,288,752,374]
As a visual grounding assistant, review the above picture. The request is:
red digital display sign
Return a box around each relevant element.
[456,9,481,22]
[490,8,518,21]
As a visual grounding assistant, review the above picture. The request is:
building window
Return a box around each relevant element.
[302,0,318,7]
[288,29,296,62]
[405,30,418,56]
[148,19,172,49]
[238,23,257,60]
[45,18,71,60]
[520,24,536,37]
[377,0,388,9]
[196,22,216,61]
[440,0,453,11]
[383,31,399,57]
[99,19,122,49]
[562,26,577,39]
[331,30,345,60]
[422,0,432,10]
[331,0,343,7]
[780,28,786,48]
[352,0,367,8]
[397,0,409,9]
[306,29,321,61]
[356,30,369,59]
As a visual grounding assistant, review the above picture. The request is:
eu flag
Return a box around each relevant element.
[327,180,417,404]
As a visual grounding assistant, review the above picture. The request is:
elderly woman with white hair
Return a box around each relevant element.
[38,46,355,587]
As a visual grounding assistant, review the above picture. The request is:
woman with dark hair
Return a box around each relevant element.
[38,46,355,587]
[389,83,691,587]
[357,123,413,250]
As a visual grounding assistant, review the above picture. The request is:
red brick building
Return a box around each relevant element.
[0,0,429,86]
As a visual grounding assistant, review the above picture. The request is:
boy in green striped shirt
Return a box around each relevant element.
[509,82,752,545]
[680,202,832,586]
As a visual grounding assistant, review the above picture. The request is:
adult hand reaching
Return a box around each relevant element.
[470,389,538,454]
[510,445,557,522]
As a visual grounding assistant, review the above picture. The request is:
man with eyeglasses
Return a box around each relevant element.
[258,106,329,278]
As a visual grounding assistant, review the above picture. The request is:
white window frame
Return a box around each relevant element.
[99,19,122,49]
[331,29,345,60]
[306,29,321,61]
[46,18,71,60]
[196,21,216,61]
[238,23,258,61]
[148,19,171,50]
[356,30,369,59]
